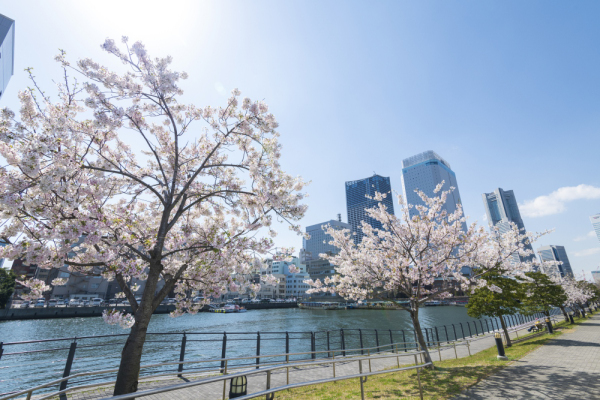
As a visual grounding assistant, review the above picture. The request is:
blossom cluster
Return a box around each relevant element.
[102,309,135,329]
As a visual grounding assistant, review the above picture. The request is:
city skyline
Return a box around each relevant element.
[0,1,599,279]
[482,188,535,264]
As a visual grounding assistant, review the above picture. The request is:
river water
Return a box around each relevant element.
[0,306,518,395]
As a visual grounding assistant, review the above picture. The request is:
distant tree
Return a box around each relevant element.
[520,271,567,318]
[466,269,523,347]
[0,268,16,309]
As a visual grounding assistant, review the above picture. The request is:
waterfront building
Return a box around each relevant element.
[10,258,38,298]
[537,245,574,277]
[0,14,15,100]
[345,175,394,244]
[272,256,310,298]
[401,150,467,232]
[303,219,351,260]
[590,213,600,244]
[482,188,535,264]
[302,219,350,300]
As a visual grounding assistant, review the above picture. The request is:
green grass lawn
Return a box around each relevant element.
[276,312,595,399]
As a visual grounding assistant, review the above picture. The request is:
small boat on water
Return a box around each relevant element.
[210,304,248,313]
[298,302,340,310]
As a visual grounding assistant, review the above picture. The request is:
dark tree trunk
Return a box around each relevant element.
[560,306,568,322]
[113,311,152,395]
[113,261,163,395]
[499,315,512,347]
[408,303,433,368]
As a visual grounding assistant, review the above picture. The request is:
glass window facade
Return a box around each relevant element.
[345,175,394,244]
[537,245,573,277]
[0,14,14,100]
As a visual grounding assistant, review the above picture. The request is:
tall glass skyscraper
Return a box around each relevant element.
[345,174,394,244]
[537,245,574,277]
[589,213,600,244]
[482,188,535,264]
[0,14,15,100]
[401,151,466,231]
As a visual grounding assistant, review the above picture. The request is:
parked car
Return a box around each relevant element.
[68,299,80,307]
[192,296,205,303]
[81,300,90,307]
[91,298,105,307]
[20,300,30,308]
[35,299,46,308]
[62,299,70,306]
[48,299,58,307]
[275,298,285,302]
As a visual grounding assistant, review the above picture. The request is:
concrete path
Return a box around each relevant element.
[455,313,600,400]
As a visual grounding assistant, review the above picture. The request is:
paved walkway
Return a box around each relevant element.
[455,313,600,400]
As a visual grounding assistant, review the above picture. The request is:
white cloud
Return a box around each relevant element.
[574,231,596,242]
[520,184,600,218]
[574,247,600,257]
[482,214,488,222]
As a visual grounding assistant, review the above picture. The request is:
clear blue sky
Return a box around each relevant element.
[1,1,599,277]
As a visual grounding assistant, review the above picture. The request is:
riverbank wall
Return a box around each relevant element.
[0,302,298,321]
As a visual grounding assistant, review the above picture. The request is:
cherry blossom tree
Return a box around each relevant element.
[307,185,544,365]
[0,38,307,395]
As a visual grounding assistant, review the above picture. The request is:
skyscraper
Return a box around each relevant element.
[345,174,394,244]
[589,213,600,244]
[302,219,351,261]
[0,14,15,100]
[302,218,351,300]
[401,150,466,230]
[482,188,535,263]
[537,245,574,277]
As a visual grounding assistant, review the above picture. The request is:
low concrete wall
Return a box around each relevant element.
[0,302,297,321]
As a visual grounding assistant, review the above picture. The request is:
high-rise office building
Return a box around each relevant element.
[302,218,351,300]
[537,245,574,277]
[303,219,351,261]
[0,14,15,100]
[345,174,394,244]
[590,213,600,244]
[401,150,466,231]
[482,188,535,264]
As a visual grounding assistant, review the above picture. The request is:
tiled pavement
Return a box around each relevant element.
[454,313,600,400]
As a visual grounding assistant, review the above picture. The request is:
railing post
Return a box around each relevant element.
[327,331,331,355]
[402,330,407,352]
[485,319,490,333]
[285,331,290,357]
[479,320,484,335]
[256,332,261,369]
[460,323,465,339]
[340,329,346,357]
[359,329,364,355]
[311,332,316,359]
[59,339,77,398]
[178,333,187,376]
[389,330,394,353]
[452,324,457,341]
[467,322,472,337]
[444,325,449,343]
[375,329,380,353]
[425,328,430,346]
[0,342,3,361]
[435,327,440,346]
[220,332,227,373]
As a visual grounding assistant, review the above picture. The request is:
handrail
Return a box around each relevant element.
[100,351,432,400]
[0,340,424,400]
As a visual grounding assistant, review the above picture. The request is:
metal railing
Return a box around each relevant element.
[1,309,586,400]
[0,307,573,397]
